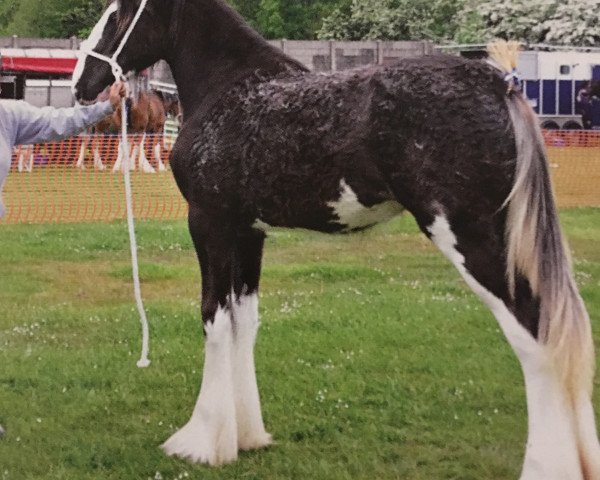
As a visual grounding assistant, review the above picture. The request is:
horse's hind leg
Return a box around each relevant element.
[162,205,238,465]
[422,208,594,479]
[231,229,272,451]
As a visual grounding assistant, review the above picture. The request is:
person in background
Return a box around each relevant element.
[576,81,593,130]
[0,81,126,219]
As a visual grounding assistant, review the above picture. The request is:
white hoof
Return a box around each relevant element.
[161,415,238,466]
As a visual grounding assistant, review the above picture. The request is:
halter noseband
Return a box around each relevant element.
[81,0,149,81]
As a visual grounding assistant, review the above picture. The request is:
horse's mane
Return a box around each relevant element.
[113,0,141,37]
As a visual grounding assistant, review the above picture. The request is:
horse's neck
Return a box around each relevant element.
[167,0,306,120]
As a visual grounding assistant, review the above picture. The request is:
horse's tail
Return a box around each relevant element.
[488,38,595,405]
[504,95,594,401]
[504,89,600,477]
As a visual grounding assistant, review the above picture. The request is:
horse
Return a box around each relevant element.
[76,89,178,172]
[72,1,600,477]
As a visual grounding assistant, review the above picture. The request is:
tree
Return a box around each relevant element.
[230,0,348,39]
[317,0,465,41]
[59,0,104,38]
[470,0,556,44]
[456,0,600,46]
[542,0,600,46]
[0,0,99,38]
[255,0,285,39]
[0,0,64,37]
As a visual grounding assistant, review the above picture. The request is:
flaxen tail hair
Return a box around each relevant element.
[489,41,595,402]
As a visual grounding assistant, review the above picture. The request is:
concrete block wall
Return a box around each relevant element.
[0,36,433,86]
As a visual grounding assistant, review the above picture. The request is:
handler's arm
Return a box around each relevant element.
[13,101,114,145]
[12,82,125,145]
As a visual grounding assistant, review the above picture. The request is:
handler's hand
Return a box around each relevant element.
[108,81,127,109]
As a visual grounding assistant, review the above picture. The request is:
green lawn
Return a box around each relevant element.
[1,209,599,480]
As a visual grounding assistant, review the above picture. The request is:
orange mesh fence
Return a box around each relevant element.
[544,130,600,208]
[0,129,599,225]
[1,133,187,224]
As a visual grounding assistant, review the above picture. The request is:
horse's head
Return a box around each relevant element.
[73,0,177,104]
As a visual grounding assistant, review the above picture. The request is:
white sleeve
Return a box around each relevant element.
[13,101,114,145]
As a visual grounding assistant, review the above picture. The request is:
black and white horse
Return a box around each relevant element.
[72,0,600,477]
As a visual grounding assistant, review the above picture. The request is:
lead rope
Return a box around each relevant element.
[81,0,151,368]
[120,95,151,368]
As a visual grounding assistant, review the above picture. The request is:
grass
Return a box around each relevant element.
[0,209,599,480]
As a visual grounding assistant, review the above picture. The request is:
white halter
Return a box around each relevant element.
[81,0,152,369]
[82,0,150,82]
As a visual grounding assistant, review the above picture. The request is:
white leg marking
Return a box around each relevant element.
[17,149,25,172]
[428,214,581,480]
[161,306,238,465]
[574,396,600,478]
[112,141,123,173]
[139,134,156,173]
[232,292,272,451]
[93,147,105,170]
[76,141,86,169]
[153,141,166,171]
[25,148,33,172]
[129,144,139,171]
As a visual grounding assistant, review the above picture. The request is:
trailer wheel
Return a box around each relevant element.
[562,121,582,130]
[541,120,560,130]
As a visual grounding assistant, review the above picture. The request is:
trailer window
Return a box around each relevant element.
[559,65,571,75]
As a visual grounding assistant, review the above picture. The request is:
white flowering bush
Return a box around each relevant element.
[317,0,463,41]
[319,0,600,46]
[463,0,600,45]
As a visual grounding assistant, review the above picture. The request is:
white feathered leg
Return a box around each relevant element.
[162,306,238,465]
[139,134,156,173]
[232,292,272,451]
[93,146,105,170]
[112,140,123,173]
[76,140,87,169]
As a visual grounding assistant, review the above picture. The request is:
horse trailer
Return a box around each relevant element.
[518,49,600,129]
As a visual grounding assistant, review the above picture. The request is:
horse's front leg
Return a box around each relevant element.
[162,207,238,465]
[232,229,272,451]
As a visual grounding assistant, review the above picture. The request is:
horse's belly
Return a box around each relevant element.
[327,180,404,231]
[252,178,404,233]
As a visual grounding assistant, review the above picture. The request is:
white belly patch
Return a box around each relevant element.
[328,179,403,231]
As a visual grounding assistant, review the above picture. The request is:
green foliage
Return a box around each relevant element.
[230,0,349,39]
[0,0,597,45]
[452,1,487,44]
[0,0,64,37]
[457,0,600,46]
[0,0,21,34]
[317,0,465,41]
[0,0,103,38]
[59,0,104,38]
[255,0,285,39]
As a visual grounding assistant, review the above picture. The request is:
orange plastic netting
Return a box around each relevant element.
[1,130,599,225]
[1,133,187,224]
